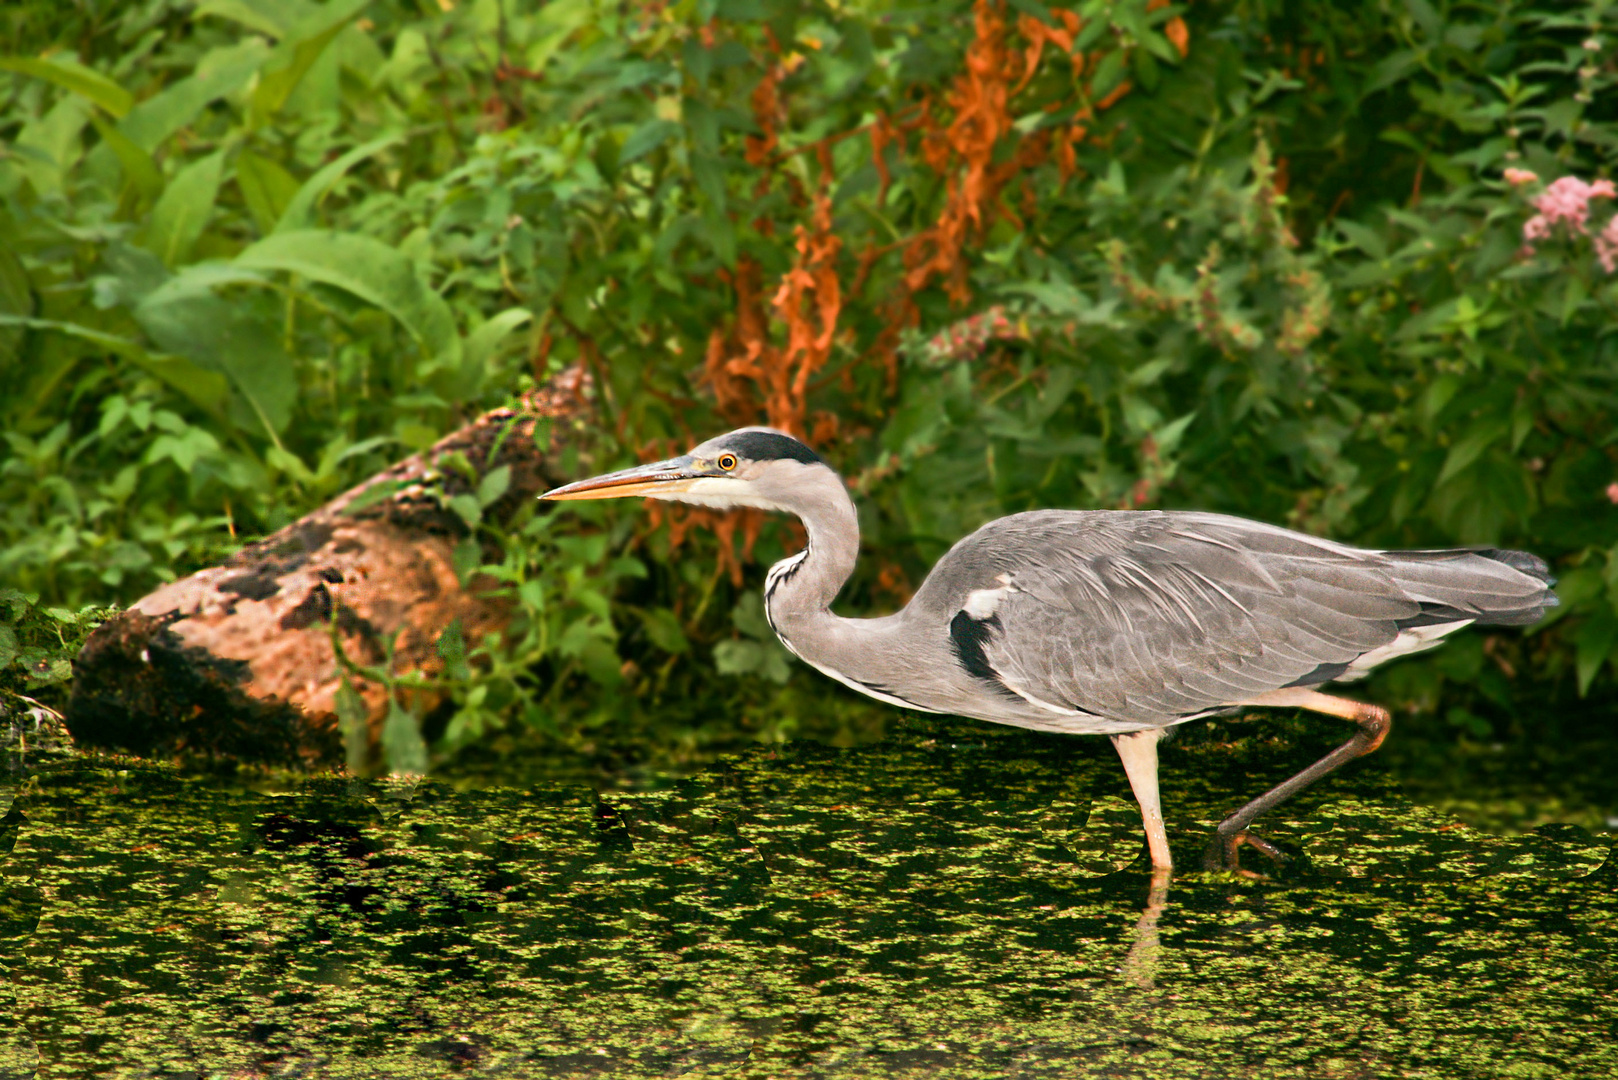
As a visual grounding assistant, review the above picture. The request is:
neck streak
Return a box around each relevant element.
[757,461,860,636]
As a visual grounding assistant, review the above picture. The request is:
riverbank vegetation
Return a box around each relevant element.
[3,1,1616,818]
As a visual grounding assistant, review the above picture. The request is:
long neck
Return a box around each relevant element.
[759,462,939,709]
[761,462,861,618]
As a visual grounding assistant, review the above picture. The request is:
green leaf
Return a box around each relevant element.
[435,619,472,682]
[455,307,532,398]
[449,493,482,530]
[1421,374,1461,427]
[194,0,303,37]
[0,589,36,620]
[1556,568,1604,608]
[476,465,511,508]
[249,0,370,125]
[525,0,596,74]
[1154,411,1197,455]
[1005,0,1055,25]
[0,55,133,117]
[714,639,764,675]
[1120,395,1162,436]
[92,243,169,310]
[381,696,429,776]
[1074,16,1111,52]
[1364,49,1420,95]
[236,151,302,236]
[1088,49,1127,101]
[1132,45,1161,91]
[0,624,17,669]
[1575,609,1618,696]
[731,591,772,640]
[273,133,404,233]
[703,210,737,266]
[0,243,31,364]
[117,39,270,152]
[335,676,371,775]
[452,537,481,582]
[266,445,316,484]
[1437,421,1508,486]
[1510,399,1535,452]
[620,119,679,164]
[1139,26,1182,65]
[0,315,229,418]
[13,95,91,196]
[573,637,624,687]
[638,607,689,655]
[465,308,532,366]
[1334,219,1388,260]
[713,639,792,683]
[1126,358,1174,387]
[141,150,226,267]
[235,230,462,374]
[135,264,298,435]
[87,112,162,200]
[341,479,409,515]
[1559,273,1587,327]
[144,426,223,473]
[691,152,727,214]
[1003,280,1088,317]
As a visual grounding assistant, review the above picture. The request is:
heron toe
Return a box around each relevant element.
[1203,827,1293,874]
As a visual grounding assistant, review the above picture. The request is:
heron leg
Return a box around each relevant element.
[1203,690,1392,872]
[1111,727,1173,871]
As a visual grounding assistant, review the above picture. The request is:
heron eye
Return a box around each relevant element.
[717,453,738,471]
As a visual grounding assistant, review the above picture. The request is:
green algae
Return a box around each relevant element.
[0,718,1613,1079]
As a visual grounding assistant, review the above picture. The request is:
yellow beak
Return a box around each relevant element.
[539,455,704,501]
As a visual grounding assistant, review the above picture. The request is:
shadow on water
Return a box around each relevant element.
[0,716,1614,1078]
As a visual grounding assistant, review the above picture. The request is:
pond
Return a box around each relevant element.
[1,715,1614,1079]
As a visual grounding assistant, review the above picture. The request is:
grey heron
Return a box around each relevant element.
[542,427,1557,873]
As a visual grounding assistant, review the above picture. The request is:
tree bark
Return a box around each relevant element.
[67,368,592,765]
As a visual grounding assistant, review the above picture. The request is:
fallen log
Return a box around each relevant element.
[67,368,593,766]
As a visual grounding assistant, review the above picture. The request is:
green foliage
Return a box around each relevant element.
[871,0,1618,738]
[3,0,1618,774]
[0,588,116,717]
[713,591,794,684]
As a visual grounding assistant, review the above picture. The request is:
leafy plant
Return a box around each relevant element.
[713,590,794,684]
[4,0,1618,780]
[0,587,116,719]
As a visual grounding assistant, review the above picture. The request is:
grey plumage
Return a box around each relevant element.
[916,510,1552,725]
[543,427,1558,873]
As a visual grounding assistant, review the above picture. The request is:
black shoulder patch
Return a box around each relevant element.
[949,611,1020,697]
[722,429,824,466]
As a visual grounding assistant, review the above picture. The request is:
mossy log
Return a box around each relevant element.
[67,369,593,765]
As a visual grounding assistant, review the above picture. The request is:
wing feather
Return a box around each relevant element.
[913,510,1555,724]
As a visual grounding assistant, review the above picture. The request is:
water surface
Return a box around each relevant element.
[1,717,1613,1078]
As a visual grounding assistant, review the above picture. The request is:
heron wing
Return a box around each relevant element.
[921,510,1552,724]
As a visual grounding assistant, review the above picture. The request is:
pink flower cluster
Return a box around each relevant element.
[1522,175,1614,237]
[920,306,1019,365]
[1515,172,1618,272]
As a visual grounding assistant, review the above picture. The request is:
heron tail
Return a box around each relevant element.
[1380,546,1558,628]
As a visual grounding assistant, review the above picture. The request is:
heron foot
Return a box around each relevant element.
[1202,827,1291,875]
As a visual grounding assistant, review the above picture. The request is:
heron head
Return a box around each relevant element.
[540,427,829,512]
